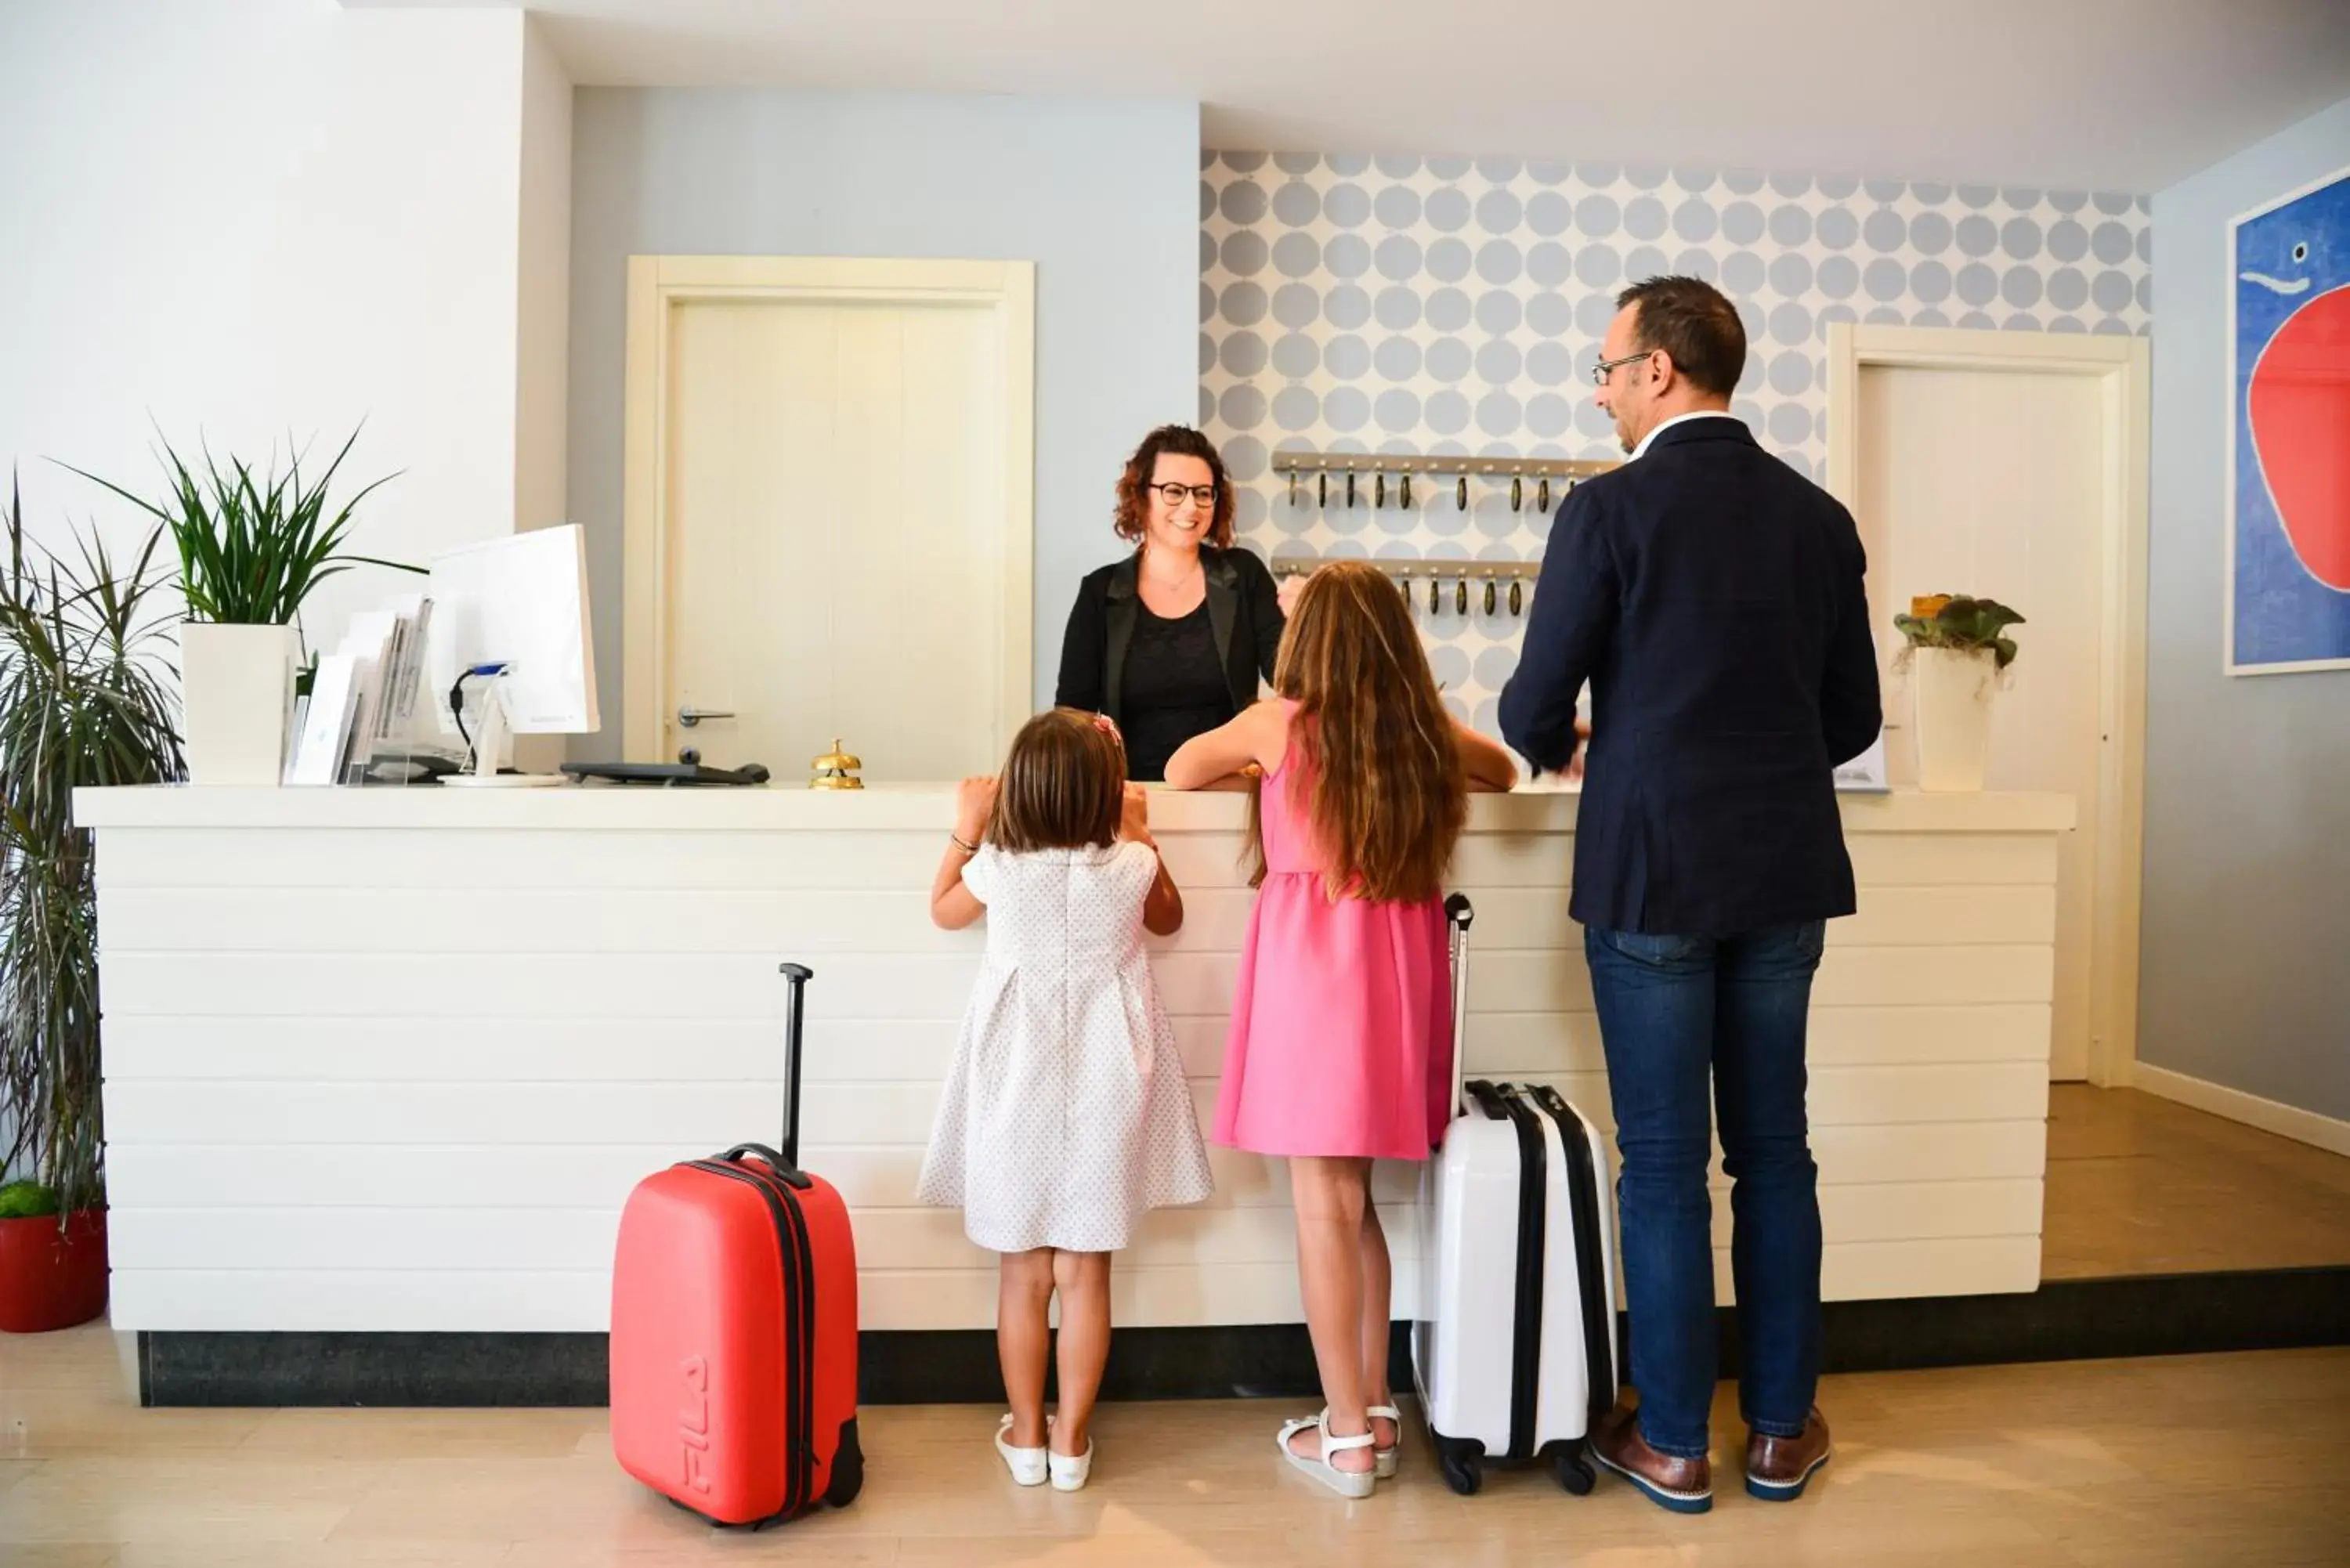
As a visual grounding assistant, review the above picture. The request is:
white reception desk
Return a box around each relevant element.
[76,782,2073,1335]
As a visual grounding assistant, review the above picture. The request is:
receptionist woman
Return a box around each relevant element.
[1054,425,1292,782]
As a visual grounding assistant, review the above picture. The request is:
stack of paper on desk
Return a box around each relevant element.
[283,596,436,786]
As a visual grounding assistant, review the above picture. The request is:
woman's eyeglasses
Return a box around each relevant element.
[1148,482,1219,508]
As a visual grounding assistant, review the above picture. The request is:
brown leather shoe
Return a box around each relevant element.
[1589,1402,1712,1514]
[1745,1407,1831,1501]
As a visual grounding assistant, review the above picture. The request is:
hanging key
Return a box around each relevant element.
[1509,579,1524,616]
[1318,471,1328,508]
[1456,475,1468,510]
[1347,471,1358,508]
[1401,473,1413,509]
[1512,475,1523,512]
[1484,578,1497,615]
[1455,576,1468,615]
[1430,576,1441,615]
[1538,478,1551,513]
[1288,468,1299,506]
[1376,471,1386,508]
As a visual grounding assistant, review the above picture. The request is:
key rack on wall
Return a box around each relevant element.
[1270,553,1546,618]
[1270,448,1618,515]
[1265,450,1622,617]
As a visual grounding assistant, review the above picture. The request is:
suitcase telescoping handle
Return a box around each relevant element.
[722,961,816,1187]
[1444,893,1474,1118]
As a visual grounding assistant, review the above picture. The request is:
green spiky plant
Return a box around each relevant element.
[62,426,409,630]
[1893,594,2027,670]
[0,476,184,1221]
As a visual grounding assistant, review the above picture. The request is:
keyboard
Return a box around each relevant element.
[559,761,772,787]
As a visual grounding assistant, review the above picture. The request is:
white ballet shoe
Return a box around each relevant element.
[1367,1403,1403,1479]
[1277,1407,1378,1499]
[995,1414,1048,1487]
[1048,1437,1094,1492]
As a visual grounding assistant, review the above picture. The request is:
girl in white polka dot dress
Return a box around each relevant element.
[917,708,1214,1492]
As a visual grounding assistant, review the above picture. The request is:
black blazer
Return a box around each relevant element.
[1498,417,1882,938]
[1054,545,1285,724]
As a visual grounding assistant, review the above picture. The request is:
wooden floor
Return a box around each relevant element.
[4,1325,2347,1566]
[2042,1085,2350,1280]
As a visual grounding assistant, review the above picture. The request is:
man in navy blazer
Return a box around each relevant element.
[1500,276,1880,1514]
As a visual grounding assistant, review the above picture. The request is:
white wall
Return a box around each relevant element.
[515,16,573,537]
[0,0,549,652]
[564,89,1201,757]
[2142,95,2350,1125]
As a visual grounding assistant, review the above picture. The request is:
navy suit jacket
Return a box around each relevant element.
[1498,416,1882,937]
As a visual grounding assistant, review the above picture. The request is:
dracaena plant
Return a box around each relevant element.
[64,426,408,627]
[0,475,184,1218]
[1893,594,2027,670]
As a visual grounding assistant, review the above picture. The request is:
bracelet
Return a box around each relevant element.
[948,832,979,855]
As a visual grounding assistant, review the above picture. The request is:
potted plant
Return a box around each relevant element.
[0,478,183,1331]
[68,428,400,785]
[1893,594,2026,792]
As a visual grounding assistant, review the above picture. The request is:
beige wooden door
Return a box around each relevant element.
[657,295,1010,780]
[1857,364,2106,1080]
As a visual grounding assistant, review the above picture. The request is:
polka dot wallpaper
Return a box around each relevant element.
[1198,150,2153,735]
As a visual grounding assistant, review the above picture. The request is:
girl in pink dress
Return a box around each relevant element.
[1165,561,1517,1498]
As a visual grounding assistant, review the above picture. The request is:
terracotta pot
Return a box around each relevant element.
[0,1209,108,1333]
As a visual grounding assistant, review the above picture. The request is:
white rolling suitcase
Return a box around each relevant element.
[1412,893,1622,1496]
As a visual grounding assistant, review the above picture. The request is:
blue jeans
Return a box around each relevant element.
[1584,923,1826,1460]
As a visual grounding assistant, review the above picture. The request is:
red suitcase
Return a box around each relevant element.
[610,961,862,1526]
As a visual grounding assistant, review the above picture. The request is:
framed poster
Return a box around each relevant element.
[2228,162,2350,674]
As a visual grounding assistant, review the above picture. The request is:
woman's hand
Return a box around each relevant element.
[954,776,998,844]
[1119,782,1152,844]
[1276,569,1308,616]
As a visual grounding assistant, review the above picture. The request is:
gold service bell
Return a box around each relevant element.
[809,738,864,790]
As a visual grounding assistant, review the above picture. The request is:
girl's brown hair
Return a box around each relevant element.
[987,708,1127,852]
[1113,425,1236,549]
[1249,561,1466,904]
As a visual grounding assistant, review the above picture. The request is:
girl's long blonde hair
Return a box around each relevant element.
[1248,561,1466,904]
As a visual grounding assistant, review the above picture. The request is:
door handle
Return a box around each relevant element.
[677,706,735,728]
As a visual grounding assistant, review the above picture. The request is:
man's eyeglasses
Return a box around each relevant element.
[1148,482,1219,507]
[1590,349,1657,387]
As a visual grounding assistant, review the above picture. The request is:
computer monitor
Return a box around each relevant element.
[425,524,598,785]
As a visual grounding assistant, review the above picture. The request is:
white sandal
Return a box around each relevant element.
[1367,1404,1403,1479]
[996,1414,1048,1487]
[1277,1407,1378,1499]
[1048,1438,1094,1492]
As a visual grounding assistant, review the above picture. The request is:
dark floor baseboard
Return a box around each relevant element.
[139,1264,2350,1407]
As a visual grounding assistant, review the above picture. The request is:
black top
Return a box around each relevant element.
[1119,600,1233,782]
[1498,416,1883,938]
[1055,544,1286,764]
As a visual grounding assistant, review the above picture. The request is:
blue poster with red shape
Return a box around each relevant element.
[2230,164,2350,674]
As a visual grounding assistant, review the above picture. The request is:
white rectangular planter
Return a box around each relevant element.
[179,623,301,786]
[1911,645,1998,793]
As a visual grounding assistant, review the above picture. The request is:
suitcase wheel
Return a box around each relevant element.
[826,1418,865,1509]
[1552,1441,1596,1496]
[1433,1433,1484,1496]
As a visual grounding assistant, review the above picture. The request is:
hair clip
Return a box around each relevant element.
[1091,712,1123,744]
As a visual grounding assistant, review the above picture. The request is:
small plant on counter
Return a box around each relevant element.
[63,425,410,627]
[60,426,414,786]
[1893,594,2026,669]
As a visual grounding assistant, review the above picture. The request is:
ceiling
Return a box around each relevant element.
[351,0,2350,190]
